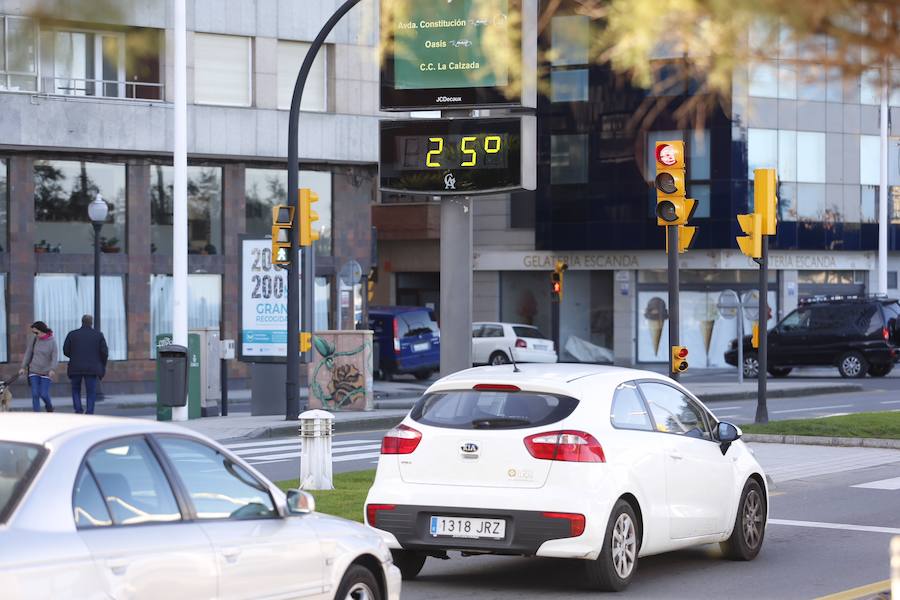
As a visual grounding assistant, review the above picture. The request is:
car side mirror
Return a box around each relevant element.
[716,421,742,455]
[286,489,316,515]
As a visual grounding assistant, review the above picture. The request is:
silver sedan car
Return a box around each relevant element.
[0,414,400,600]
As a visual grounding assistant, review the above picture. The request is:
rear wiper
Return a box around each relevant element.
[471,417,531,429]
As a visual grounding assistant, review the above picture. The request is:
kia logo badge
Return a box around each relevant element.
[461,443,479,454]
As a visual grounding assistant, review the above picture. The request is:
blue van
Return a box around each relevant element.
[368,306,441,381]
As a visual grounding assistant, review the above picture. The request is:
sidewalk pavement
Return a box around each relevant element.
[747,442,900,484]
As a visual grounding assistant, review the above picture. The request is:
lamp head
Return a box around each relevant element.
[88,194,109,223]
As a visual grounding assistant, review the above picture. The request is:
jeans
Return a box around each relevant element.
[29,375,53,412]
[71,374,98,414]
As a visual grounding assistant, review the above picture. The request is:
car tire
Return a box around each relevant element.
[742,353,760,379]
[767,367,792,377]
[489,351,510,366]
[721,478,766,561]
[413,369,432,381]
[837,351,868,378]
[868,363,893,377]
[383,369,395,382]
[391,549,426,580]
[335,564,382,600]
[583,499,639,592]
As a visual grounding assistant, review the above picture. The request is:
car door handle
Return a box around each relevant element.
[222,547,242,563]
[668,450,684,460]
[106,559,129,576]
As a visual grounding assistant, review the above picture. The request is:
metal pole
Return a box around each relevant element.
[667,225,680,381]
[878,57,889,295]
[93,222,102,332]
[755,238,769,423]
[287,0,363,420]
[737,308,743,385]
[551,299,560,358]
[171,0,188,422]
[220,358,228,417]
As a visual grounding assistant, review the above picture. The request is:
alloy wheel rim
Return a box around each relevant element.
[843,356,861,376]
[743,357,759,377]
[742,489,763,549]
[611,513,637,579]
[345,582,374,600]
[491,354,508,365]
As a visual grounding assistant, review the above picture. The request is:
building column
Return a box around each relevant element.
[780,270,799,319]
[613,269,636,366]
[8,156,35,365]
[222,163,245,345]
[126,161,152,363]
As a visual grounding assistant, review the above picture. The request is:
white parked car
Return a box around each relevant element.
[365,364,767,592]
[0,414,400,600]
[472,322,557,366]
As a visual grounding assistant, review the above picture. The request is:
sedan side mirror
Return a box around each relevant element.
[716,421,742,455]
[286,489,316,515]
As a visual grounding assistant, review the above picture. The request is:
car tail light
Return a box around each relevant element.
[883,327,890,342]
[381,424,422,454]
[542,512,586,537]
[393,319,400,354]
[366,504,396,527]
[473,384,521,392]
[524,430,605,463]
[515,338,527,348]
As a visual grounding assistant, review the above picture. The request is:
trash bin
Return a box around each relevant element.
[157,345,189,408]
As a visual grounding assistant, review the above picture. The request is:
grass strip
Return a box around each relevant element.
[277,469,376,522]
[741,411,900,440]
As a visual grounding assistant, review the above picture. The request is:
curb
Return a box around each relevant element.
[697,383,863,403]
[244,414,407,440]
[743,433,900,450]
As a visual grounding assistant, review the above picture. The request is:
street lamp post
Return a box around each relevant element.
[88,194,109,332]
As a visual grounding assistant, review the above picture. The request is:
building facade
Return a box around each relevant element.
[0,0,382,391]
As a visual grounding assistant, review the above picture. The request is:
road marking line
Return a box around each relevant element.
[713,406,742,411]
[225,438,370,449]
[815,413,850,419]
[881,400,900,405]
[769,518,900,535]
[715,414,739,419]
[771,404,853,415]
[813,579,891,600]
[253,451,382,465]
[851,476,900,490]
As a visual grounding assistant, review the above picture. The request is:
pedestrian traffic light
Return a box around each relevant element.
[271,205,294,265]
[665,224,697,254]
[551,260,568,303]
[299,188,320,247]
[671,345,689,373]
[736,212,763,259]
[655,141,696,227]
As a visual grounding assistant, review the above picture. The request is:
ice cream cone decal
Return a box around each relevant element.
[700,320,715,355]
[644,297,669,356]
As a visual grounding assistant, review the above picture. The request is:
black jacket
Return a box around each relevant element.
[63,326,109,377]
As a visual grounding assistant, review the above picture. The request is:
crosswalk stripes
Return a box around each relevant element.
[224,438,382,466]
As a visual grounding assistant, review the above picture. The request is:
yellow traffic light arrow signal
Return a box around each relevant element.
[666,224,697,254]
[754,168,778,236]
[736,212,762,258]
[299,188,320,247]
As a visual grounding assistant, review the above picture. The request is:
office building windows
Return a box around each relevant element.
[150,166,222,255]
[194,33,251,106]
[277,41,327,111]
[0,16,37,91]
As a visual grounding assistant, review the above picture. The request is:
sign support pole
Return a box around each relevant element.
[667,225,680,381]
[439,196,473,376]
[755,237,769,423]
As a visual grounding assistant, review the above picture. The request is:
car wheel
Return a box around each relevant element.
[767,367,792,377]
[742,353,759,378]
[489,351,510,366]
[391,549,426,580]
[383,369,394,382]
[868,363,893,377]
[583,499,639,592]
[335,564,381,600]
[721,478,766,561]
[837,351,868,378]
[413,369,432,381]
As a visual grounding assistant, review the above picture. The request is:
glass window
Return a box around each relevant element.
[551,134,588,184]
[860,135,880,187]
[194,33,250,106]
[796,132,826,183]
[0,273,6,362]
[777,62,797,99]
[797,183,825,221]
[778,182,798,221]
[747,129,777,179]
[411,390,579,430]
[150,274,221,357]
[34,274,127,360]
[639,382,711,439]
[86,437,181,526]
[551,69,588,103]
[610,382,652,431]
[859,69,881,105]
[0,442,43,523]
[73,465,112,528]
[157,437,276,520]
[150,165,222,255]
[481,324,503,338]
[512,326,547,339]
[0,16,37,91]
[797,64,827,101]
[551,16,590,66]
[688,129,711,180]
[471,325,483,338]
[277,41,327,112]
[0,159,5,252]
[689,184,711,218]
[779,307,811,331]
[777,130,797,182]
[244,168,333,256]
[46,29,125,98]
[889,272,898,290]
[748,61,778,98]
[34,160,126,254]
[861,185,878,223]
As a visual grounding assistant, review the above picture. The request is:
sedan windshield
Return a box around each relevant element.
[0,442,45,523]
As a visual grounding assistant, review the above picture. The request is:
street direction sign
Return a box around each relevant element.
[716,289,740,320]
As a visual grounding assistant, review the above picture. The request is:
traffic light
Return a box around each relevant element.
[665,224,697,254]
[271,205,294,265]
[736,212,762,258]
[671,345,689,373]
[300,332,312,353]
[654,141,696,227]
[751,322,759,349]
[367,267,378,302]
[299,188,320,247]
[551,260,568,302]
[736,169,778,259]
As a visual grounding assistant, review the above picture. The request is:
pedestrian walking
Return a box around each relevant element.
[18,321,58,412]
[63,315,108,415]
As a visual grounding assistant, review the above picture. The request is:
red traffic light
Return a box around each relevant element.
[656,143,678,167]
[675,347,688,359]
[552,281,561,294]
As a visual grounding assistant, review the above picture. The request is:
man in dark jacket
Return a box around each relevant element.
[63,315,109,414]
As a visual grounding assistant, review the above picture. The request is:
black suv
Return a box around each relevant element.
[725,296,900,378]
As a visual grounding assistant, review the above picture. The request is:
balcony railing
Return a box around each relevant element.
[41,76,165,101]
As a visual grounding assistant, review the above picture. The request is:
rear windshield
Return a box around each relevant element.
[0,442,45,523]
[512,326,547,339]
[410,390,578,430]
[397,311,438,338]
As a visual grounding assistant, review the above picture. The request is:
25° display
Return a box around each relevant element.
[380,118,523,195]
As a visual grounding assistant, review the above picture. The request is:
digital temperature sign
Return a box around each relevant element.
[379,117,535,195]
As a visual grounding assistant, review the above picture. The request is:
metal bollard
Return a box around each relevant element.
[892,536,900,600]
[299,409,335,491]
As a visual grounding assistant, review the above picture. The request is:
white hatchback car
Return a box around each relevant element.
[0,414,400,600]
[472,322,557,366]
[365,364,767,592]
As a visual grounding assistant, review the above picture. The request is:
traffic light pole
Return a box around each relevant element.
[551,300,560,357]
[286,0,362,420]
[755,237,769,423]
[667,225,680,382]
